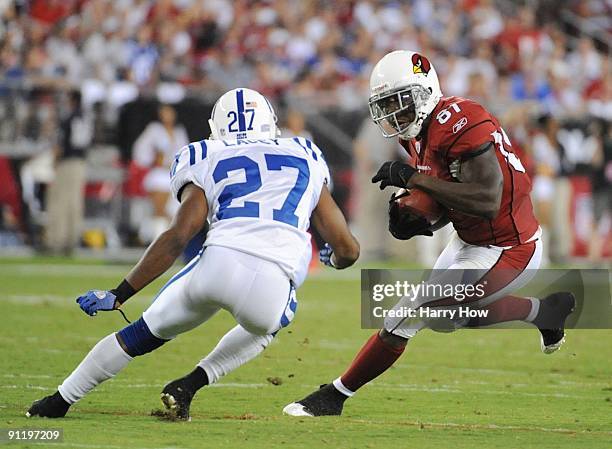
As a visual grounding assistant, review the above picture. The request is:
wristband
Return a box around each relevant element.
[398,165,416,186]
[111,279,136,305]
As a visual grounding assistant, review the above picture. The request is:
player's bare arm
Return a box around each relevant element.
[124,184,208,295]
[311,185,359,269]
[74,183,208,317]
[410,142,503,219]
[372,142,503,219]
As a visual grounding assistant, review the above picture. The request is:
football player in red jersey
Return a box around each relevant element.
[283,51,576,417]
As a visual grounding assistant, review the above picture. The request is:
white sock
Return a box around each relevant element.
[332,377,355,397]
[198,325,273,384]
[58,334,132,404]
[525,297,540,323]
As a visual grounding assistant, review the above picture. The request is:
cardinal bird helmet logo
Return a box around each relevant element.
[412,53,431,76]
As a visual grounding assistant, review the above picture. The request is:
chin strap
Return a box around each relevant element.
[208,119,219,139]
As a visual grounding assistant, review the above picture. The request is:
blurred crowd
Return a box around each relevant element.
[1,0,610,114]
[0,0,610,263]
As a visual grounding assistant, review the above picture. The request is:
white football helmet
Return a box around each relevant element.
[209,88,280,140]
[369,50,443,139]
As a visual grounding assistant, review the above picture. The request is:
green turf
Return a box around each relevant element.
[1,259,610,449]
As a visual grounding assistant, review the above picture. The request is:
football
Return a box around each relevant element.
[395,188,444,224]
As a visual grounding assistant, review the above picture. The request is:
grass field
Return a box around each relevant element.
[1,257,611,449]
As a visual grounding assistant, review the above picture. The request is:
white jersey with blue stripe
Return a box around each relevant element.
[170,137,331,287]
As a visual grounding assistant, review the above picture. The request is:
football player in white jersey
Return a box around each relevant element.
[27,88,359,420]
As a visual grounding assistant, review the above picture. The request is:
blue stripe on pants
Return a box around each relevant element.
[280,284,298,328]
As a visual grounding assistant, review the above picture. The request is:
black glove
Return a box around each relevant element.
[388,193,434,240]
[372,161,416,190]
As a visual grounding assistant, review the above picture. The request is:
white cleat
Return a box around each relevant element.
[541,333,566,354]
[283,402,314,417]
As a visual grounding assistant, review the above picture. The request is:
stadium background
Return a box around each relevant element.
[0,0,610,263]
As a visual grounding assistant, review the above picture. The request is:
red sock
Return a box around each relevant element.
[465,295,535,327]
[339,332,405,393]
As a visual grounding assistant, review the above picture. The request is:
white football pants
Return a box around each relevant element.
[385,230,543,339]
[143,246,296,339]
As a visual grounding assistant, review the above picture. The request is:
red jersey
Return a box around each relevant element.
[401,96,539,246]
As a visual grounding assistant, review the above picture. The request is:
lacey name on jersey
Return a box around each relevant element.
[220,138,281,147]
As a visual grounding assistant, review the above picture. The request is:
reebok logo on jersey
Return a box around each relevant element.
[453,117,468,134]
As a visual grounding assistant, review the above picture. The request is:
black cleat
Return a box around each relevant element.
[283,384,348,417]
[26,391,70,418]
[160,378,196,421]
[534,292,576,354]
